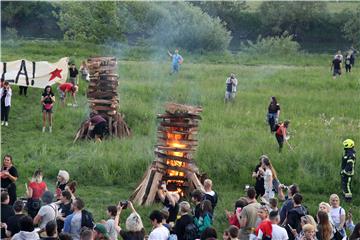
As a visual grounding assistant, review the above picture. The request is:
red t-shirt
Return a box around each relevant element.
[276,124,286,136]
[59,83,74,92]
[256,220,272,238]
[28,181,47,200]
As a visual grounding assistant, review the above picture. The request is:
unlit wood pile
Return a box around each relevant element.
[74,57,131,142]
[130,103,204,205]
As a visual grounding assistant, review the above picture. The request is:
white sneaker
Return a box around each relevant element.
[42,127,46,133]
[49,126,52,133]
[1,121,4,126]
[4,122,8,127]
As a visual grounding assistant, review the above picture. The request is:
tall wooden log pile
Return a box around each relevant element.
[74,57,131,142]
[130,103,204,205]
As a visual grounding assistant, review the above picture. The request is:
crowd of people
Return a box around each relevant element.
[0,151,359,240]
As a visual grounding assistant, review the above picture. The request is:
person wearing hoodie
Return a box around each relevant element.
[11,215,40,240]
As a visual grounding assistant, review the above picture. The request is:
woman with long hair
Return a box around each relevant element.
[316,211,333,240]
[267,96,281,133]
[26,169,48,218]
[260,156,278,201]
[194,199,213,236]
[41,85,55,133]
[349,223,360,240]
[0,154,18,205]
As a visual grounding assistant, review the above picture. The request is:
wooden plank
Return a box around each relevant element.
[165,103,202,115]
[160,122,198,128]
[88,99,118,104]
[154,161,194,173]
[189,173,205,192]
[157,113,202,120]
[144,171,163,206]
[156,146,196,152]
[157,128,198,134]
[154,151,193,163]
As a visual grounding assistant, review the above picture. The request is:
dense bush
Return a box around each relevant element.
[240,33,300,56]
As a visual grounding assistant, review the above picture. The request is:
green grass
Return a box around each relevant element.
[1,40,360,234]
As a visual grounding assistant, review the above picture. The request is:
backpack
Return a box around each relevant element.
[81,209,94,229]
[183,223,198,240]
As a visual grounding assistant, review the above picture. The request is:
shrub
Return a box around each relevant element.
[240,32,300,56]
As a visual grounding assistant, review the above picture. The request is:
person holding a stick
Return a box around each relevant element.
[275,120,293,152]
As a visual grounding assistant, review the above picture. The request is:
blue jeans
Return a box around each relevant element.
[267,113,278,132]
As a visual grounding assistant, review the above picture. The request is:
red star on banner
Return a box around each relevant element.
[49,68,62,81]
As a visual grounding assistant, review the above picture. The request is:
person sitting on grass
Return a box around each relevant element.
[58,82,78,107]
[275,120,293,152]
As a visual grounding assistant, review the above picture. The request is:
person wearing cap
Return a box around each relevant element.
[55,170,70,200]
[58,82,78,107]
[341,139,356,201]
[93,224,110,240]
[224,73,238,103]
[33,191,59,231]
[174,201,196,240]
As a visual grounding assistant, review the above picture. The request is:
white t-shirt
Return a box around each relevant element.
[330,207,345,227]
[105,218,118,240]
[38,203,58,229]
[148,225,170,240]
[271,224,289,240]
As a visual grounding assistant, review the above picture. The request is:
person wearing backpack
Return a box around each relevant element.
[340,139,356,201]
[63,197,94,240]
[174,201,197,240]
[329,194,346,239]
[194,200,213,237]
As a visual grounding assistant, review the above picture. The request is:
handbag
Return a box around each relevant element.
[44,103,53,110]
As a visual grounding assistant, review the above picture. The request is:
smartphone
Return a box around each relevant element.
[287,224,294,231]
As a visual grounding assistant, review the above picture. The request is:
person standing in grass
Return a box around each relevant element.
[0,81,12,127]
[168,49,183,75]
[345,52,352,73]
[224,73,238,103]
[267,97,280,133]
[260,156,278,201]
[69,63,79,85]
[275,120,293,152]
[331,55,342,80]
[340,139,356,201]
[41,85,55,133]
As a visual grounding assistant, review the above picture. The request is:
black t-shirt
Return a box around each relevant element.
[1,204,15,238]
[7,213,25,236]
[42,92,54,104]
[163,197,179,223]
[194,203,201,219]
[69,68,79,78]
[268,103,280,114]
[120,229,145,240]
[332,58,341,70]
[174,214,194,240]
[1,166,18,188]
[1,89,7,104]
[59,202,72,217]
[254,164,265,191]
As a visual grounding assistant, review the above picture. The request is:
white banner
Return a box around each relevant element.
[0,57,69,89]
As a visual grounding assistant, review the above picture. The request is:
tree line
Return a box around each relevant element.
[1,1,359,52]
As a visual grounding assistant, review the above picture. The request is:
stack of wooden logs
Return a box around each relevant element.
[130,103,204,205]
[74,57,131,142]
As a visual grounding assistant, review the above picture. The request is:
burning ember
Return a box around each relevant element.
[131,103,205,205]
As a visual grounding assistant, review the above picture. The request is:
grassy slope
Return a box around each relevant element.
[1,41,359,233]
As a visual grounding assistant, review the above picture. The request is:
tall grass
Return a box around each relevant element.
[1,40,359,232]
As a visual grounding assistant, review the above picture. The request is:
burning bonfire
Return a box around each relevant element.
[130,103,205,205]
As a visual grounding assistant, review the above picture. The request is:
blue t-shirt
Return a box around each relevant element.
[172,54,182,66]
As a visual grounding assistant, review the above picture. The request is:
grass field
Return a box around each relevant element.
[1,40,359,233]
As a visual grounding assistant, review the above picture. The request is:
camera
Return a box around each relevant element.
[120,200,128,209]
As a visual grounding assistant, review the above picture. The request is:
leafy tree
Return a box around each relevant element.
[258,2,327,40]
[342,7,360,48]
[1,2,61,38]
